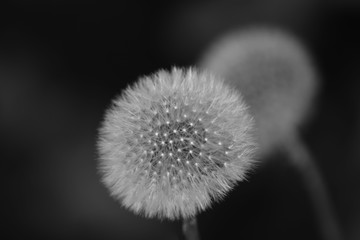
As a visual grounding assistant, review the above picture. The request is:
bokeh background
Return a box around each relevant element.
[2,0,360,239]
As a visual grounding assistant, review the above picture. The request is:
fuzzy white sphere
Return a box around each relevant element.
[97,68,256,220]
[200,28,318,155]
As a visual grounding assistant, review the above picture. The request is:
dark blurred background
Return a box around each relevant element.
[1,0,360,239]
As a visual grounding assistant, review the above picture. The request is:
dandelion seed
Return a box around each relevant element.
[97,67,256,220]
[200,28,317,155]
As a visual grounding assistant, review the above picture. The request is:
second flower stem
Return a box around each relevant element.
[286,134,343,240]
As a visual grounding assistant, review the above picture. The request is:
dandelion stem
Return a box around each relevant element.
[286,135,343,240]
[182,217,200,240]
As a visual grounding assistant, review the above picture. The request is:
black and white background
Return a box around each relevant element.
[2,1,360,239]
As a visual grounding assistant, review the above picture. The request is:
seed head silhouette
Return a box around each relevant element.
[97,68,256,220]
[200,28,318,155]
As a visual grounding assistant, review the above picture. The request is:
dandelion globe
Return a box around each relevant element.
[97,68,256,220]
[200,28,318,155]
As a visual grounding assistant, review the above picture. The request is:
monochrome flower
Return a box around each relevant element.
[97,67,256,219]
[200,28,318,154]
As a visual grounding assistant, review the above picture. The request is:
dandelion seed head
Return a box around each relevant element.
[97,67,256,220]
[200,28,318,155]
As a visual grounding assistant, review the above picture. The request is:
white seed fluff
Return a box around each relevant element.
[97,67,256,220]
[200,28,318,155]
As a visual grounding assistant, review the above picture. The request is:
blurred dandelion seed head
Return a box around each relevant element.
[200,28,318,155]
[97,67,256,220]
